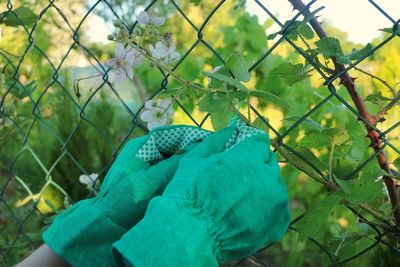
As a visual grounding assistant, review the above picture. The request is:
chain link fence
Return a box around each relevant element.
[1,0,400,266]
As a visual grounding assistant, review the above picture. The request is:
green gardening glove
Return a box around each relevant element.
[43,124,213,267]
[112,121,291,267]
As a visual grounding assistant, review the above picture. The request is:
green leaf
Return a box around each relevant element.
[299,24,314,40]
[250,90,292,110]
[364,92,391,104]
[394,158,400,171]
[225,53,250,82]
[332,156,360,180]
[315,38,373,64]
[198,93,233,131]
[348,44,373,61]
[380,27,400,35]
[202,71,249,92]
[0,7,37,27]
[252,117,270,133]
[270,63,309,86]
[336,161,385,204]
[210,111,232,131]
[296,146,328,172]
[315,37,343,57]
[322,126,349,146]
[345,178,383,204]
[296,194,342,241]
[300,132,330,149]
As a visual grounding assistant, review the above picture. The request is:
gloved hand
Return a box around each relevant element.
[112,122,291,267]
[43,124,214,267]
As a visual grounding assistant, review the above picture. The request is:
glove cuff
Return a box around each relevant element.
[112,196,219,267]
[43,198,126,267]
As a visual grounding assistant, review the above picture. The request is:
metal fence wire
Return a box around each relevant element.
[1,0,400,266]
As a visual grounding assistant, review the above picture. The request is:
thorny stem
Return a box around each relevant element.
[234,112,392,226]
[289,0,400,228]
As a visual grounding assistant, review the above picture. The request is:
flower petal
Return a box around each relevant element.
[147,119,164,130]
[151,16,165,26]
[137,11,149,25]
[107,58,115,68]
[144,100,157,109]
[115,70,126,83]
[140,109,156,122]
[169,48,180,61]
[79,175,93,185]
[89,173,99,181]
[151,42,168,58]
[125,66,134,79]
[115,43,126,59]
[125,50,135,66]
[159,98,172,109]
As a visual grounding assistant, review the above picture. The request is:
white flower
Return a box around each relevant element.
[79,173,98,185]
[137,11,165,26]
[149,32,180,63]
[108,43,143,83]
[140,99,174,130]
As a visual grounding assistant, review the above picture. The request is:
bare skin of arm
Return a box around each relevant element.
[15,244,70,267]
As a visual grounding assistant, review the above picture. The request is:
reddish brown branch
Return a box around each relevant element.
[288,0,400,228]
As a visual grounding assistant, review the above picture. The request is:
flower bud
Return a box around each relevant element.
[107,34,115,41]
[113,19,122,27]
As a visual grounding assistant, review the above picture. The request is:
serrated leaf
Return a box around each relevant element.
[315,37,344,58]
[336,161,384,204]
[270,62,309,86]
[364,92,391,104]
[347,178,383,204]
[299,24,314,39]
[198,93,233,131]
[315,37,351,64]
[300,132,330,149]
[322,126,349,145]
[332,156,360,180]
[202,71,249,92]
[250,90,292,110]
[0,7,37,27]
[225,53,250,82]
[348,44,373,61]
[296,194,341,241]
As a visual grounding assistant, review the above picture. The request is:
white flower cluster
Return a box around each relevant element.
[107,11,180,84]
[107,11,179,129]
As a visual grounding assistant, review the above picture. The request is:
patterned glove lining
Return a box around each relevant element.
[136,118,265,163]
